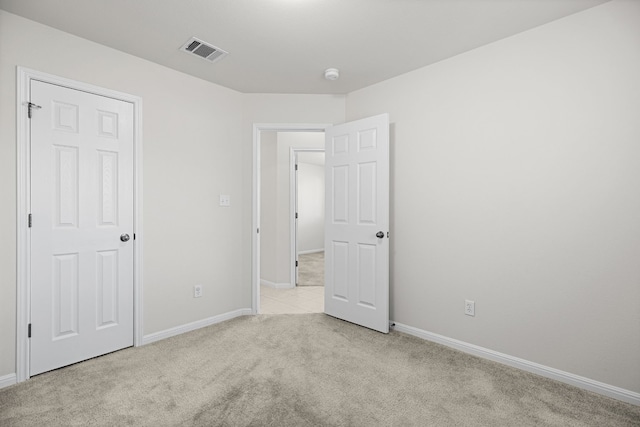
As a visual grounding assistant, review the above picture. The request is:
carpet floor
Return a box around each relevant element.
[298,252,324,286]
[1,314,638,426]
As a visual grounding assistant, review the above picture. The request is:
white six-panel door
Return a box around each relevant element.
[324,114,389,333]
[30,80,134,375]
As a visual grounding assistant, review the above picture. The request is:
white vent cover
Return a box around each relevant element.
[180,37,228,63]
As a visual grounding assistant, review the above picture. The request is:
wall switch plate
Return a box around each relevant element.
[465,299,475,316]
[219,195,231,207]
[194,284,203,298]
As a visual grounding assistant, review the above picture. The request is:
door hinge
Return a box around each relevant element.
[28,214,32,228]
[257,228,260,234]
[295,164,298,171]
[387,232,390,238]
[296,261,298,267]
[133,233,136,240]
[28,323,31,338]
[295,212,298,219]
[27,102,42,119]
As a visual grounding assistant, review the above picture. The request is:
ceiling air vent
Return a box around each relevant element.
[180,37,228,63]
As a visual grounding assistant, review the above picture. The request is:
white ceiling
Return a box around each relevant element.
[0,0,608,94]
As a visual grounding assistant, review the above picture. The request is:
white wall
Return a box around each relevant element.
[345,0,640,393]
[0,11,346,379]
[297,161,325,253]
[259,132,278,283]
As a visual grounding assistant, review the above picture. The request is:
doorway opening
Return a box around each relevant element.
[253,114,390,331]
[252,124,329,315]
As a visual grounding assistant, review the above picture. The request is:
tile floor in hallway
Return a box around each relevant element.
[260,285,324,314]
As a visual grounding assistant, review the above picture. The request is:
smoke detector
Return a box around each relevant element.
[180,37,228,63]
[324,68,340,81]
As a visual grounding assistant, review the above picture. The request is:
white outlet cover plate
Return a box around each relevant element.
[465,299,475,316]
[219,195,231,207]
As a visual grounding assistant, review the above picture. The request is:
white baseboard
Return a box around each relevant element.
[260,279,294,289]
[0,373,17,390]
[142,308,252,346]
[392,322,640,406]
[298,249,324,255]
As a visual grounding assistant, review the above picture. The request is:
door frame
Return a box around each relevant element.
[289,148,325,288]
[16,67,144,382]
[252,124,329,313]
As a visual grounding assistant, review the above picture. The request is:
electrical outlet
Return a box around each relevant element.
[194,284,203,298]
[464,299,475,316]
[219,195,231,207]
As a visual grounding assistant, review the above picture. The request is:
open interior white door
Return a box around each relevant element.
[30,80,134,375]
[324,114,389,333]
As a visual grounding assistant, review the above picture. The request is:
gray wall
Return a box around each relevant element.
[297,161,325,254]
[346,0,640,393]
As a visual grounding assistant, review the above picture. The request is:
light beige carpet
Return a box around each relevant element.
[1,314,639,426]
[298,251,324,286]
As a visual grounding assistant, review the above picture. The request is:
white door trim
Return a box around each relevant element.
[16,67,144,382]
[252,124,330,314]
[289,147,325,288]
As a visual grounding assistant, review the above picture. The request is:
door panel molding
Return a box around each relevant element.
[16,67,143,382]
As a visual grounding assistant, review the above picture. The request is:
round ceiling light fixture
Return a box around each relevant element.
[324,68,340,81]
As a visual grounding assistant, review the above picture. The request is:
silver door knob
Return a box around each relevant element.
[376,231,384,238]
[120,234,130,242]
